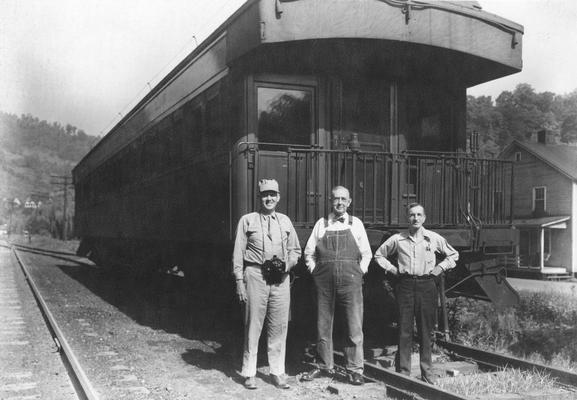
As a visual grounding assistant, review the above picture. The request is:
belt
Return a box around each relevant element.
[399,274,434,280]
[244,262,263,268]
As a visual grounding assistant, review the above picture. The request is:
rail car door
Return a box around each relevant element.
[248,75,324,225]
[400,83,465,223]
[330,78,395,223]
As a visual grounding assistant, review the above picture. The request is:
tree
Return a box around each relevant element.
[466,95,505,156]
[560,114,577,143]
[467,84,577,156]
[555,90,577,143]
[495,84,561,143]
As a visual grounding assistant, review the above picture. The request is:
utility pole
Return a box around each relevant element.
[8,199,14,236]
[51,175,73,240]
[4,197,20,236]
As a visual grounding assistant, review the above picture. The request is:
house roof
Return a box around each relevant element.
[501,140,577,181]
[513,215,570,228]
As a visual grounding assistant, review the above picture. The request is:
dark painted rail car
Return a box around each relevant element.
[73,0,524,309]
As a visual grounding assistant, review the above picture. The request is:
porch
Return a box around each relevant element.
[504,216,573,281]
[504,262,572,281]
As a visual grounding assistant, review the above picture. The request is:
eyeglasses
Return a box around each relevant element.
[260,191,278,198]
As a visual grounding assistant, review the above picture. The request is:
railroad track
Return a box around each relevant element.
[332,336,577,399]
[6,241,577,399]
[8,243,99,400]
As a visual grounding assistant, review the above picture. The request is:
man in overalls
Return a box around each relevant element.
[301,186,372,385]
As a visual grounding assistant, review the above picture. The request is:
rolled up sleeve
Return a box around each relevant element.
[304,219,322,272]
[285,221,302,270]
[374,236,398,274]
[354,220,372,273]
[435,236,459,271]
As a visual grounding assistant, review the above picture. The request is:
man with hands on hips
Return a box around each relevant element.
[374,202,458,384]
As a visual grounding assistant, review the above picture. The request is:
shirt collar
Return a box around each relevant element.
[400,227,431,241]
[260,212,276,220]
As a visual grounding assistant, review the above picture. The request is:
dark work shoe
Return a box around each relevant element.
[243,376,257,390]
[301,368,335,381]
[350,372,365,386]
[301,368,321,381]
[271,374,290,389]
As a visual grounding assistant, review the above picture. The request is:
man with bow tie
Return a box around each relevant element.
[301,186,372,385]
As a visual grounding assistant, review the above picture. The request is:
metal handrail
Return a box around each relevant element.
[234,142,515,164]
[232,144,514,229]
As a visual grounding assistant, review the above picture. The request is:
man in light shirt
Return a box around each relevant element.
[374,202,458,384]
[232,179,301,390]
[301,186,372,386]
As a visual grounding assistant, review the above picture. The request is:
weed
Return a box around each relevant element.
[447,290,577,371]
[437,366,558,397]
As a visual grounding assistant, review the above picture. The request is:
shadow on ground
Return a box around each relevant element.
[22,246,398,379]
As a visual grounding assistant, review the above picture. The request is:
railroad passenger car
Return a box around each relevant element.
[74,0,523,314]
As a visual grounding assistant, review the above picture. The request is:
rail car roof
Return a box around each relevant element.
[74,0,523,179]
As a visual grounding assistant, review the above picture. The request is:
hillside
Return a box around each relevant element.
[0,111,97,202]
[0,111,98,237]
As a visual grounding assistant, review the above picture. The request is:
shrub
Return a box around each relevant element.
[447,290,577,370]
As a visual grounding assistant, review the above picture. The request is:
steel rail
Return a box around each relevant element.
[333,351,469,400]
[11,245,100,400]
[335,339,577,399]
[438,340,577,388]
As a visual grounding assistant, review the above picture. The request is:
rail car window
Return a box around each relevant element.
[158,118,172,169]
[171,113,184,166]
[142,128,160,175]
[130,140,141,183]
[183,102,203,156]
[341,79,390,151]
[257,87,312,145]
[206,95,224,152]
[404,84,455,152]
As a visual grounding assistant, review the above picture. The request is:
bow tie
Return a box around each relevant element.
[335,216,346,223]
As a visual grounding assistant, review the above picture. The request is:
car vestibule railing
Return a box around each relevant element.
[233,142,514,229]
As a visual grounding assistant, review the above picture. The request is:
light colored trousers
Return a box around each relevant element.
[241,266,290,377]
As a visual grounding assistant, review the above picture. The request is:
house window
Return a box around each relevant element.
[514,152,522,161]
[533,186,546,214]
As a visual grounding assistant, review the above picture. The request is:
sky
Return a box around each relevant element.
[1,0,577,137]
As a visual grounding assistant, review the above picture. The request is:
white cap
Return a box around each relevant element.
[258,179,279,193]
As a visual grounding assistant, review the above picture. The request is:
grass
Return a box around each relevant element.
[437,366,559,397]
[447,290,577,372]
